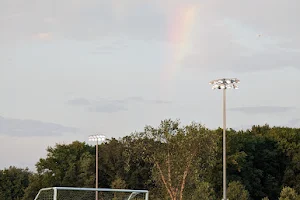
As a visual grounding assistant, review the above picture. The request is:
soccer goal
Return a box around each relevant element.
[33,187,149,200]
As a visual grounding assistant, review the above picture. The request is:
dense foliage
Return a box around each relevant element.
[1,120,300,200]
[0,167,31,200]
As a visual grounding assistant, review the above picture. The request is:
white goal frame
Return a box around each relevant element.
[33,187,149,200]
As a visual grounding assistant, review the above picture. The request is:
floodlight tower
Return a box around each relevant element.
[89,134,106,200]
[209,78,240,200]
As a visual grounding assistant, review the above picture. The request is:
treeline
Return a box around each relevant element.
[1,119,300,200]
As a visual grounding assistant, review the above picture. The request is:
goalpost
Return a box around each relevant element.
[33,187,149,200]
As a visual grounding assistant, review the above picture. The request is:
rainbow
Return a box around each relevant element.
[161,4,198,82]
[109,2,198,85]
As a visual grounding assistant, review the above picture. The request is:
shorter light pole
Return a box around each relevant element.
[89,134,106,200]
[209,78,240,200]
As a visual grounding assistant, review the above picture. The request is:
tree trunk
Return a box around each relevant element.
[155,162,174,200]
[179,151,196,200]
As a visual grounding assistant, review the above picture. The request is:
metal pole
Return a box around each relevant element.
[145,191,149,200]
[223,89,227,200]
[96,140,99,200]
[210,78,239,200]
[53,187,57,200]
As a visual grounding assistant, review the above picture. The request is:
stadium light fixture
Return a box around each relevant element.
[209,78,240,200]
[89,134,106,200]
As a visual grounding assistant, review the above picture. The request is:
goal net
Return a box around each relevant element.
[33,187,149,200]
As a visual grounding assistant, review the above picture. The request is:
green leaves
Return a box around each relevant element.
[227,181,250,200]
[279,187,300,200]
[225,129,287,199]
[188,181,216,200]
[137,119,217,200]
[21,141,95,199]
[0,166,31,200]
[2,121,300,200]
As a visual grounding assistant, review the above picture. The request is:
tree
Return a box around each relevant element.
[268,127,300,194]
[137,119,217,200]
[226,126,287,199]
[111,177,127,200]
[98,138,128,188]
[121,136,154,190]
[0,166,31,200]
[22,141,95,199]
[227,181,250,200]
[111,177,127,189]
[279,187,300,200]
[189,181,216,200]
[21,174,48,200]
[36,141,95,187]
[6,121,300,200]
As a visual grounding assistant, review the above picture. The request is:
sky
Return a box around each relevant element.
[0,0,300,170]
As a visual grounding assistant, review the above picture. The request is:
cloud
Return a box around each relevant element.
[43,17,56,24]
[2,0,299,72]
[67,98,91,106]
[215,0,300,46]
[0,116,77,137]
[126,96,171,104]
[182,48,300,72]
[0,13,23,21]
[33,32,52,40]
[89,38,129,55]
[286,118,300,128]
[88,104,127,113]
[1,0,299,42]
[0,0,173,42]
[67,97,171,113]
[180,17,300,72]
[229,106,295,114]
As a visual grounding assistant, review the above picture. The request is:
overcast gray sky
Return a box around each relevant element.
[0,0,299,170]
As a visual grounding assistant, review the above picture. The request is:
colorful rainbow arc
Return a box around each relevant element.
[162,5,198,82]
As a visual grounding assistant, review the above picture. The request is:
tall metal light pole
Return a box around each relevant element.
[209,78,240,200]
[89,134,106,200]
